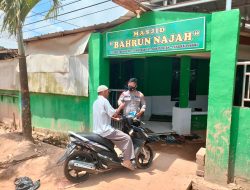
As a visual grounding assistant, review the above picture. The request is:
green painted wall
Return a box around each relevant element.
[231,107,250,182]
[0,90,20,123]
[196,59,210,95]
[0,90,90,132]
[140,57,173,96]
[205,10,240,184]
[88,33,110,129]
[110,57,209,97]
[30,93,89,132]
[191,115,207,130]
[128,57,174,96]
[0,90,19,106]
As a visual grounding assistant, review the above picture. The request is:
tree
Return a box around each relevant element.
[0,0,60,141]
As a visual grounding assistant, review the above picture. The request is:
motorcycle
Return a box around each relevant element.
[57,115,154,183]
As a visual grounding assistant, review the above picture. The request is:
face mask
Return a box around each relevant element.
[128,86,136,91]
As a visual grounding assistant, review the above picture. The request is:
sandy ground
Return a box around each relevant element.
[0,128,204,190]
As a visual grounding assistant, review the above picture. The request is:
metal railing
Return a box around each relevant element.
[109,89,125,108]
[109,89,125,130]
[111,119,123,131]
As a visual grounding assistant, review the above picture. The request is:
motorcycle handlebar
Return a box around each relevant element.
[112,115,145,124]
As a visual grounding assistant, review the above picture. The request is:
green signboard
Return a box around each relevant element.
[106,17,205,56]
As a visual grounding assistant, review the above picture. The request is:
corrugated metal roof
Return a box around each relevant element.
[0,48,17,54]
[24,11,135,42]
[0,48,17,60]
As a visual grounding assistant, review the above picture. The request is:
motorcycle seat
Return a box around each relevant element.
[77,133,114,151]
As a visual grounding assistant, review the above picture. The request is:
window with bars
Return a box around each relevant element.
[234,61,250,108]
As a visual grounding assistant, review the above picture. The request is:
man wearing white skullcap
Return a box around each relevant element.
[93,85,135,170]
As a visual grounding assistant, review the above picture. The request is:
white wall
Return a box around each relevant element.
[144,95,208,119]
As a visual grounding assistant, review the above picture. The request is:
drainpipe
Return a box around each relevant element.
[226,0,232,10]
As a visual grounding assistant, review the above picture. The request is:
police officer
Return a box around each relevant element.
[118,78,146,118]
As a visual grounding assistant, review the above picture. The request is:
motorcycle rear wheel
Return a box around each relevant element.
[63,151,92,183]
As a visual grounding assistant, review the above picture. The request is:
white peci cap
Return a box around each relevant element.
[97,85,109,93]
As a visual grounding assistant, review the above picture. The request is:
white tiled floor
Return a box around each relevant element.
[143,121,174,134]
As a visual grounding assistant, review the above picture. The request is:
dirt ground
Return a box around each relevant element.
[0,127,204,190]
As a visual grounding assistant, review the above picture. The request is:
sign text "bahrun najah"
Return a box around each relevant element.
[106,17,206,56]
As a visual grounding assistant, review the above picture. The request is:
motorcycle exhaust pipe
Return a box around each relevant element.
[68,160,97,174]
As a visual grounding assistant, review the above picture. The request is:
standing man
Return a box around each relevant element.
[118,78,146,118]
[93,85,135,170]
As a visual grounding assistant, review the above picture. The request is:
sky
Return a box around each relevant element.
[0,0,128,49]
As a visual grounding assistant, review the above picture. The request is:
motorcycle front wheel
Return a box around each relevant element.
[63,151,92,183]
[135,144,153,169]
